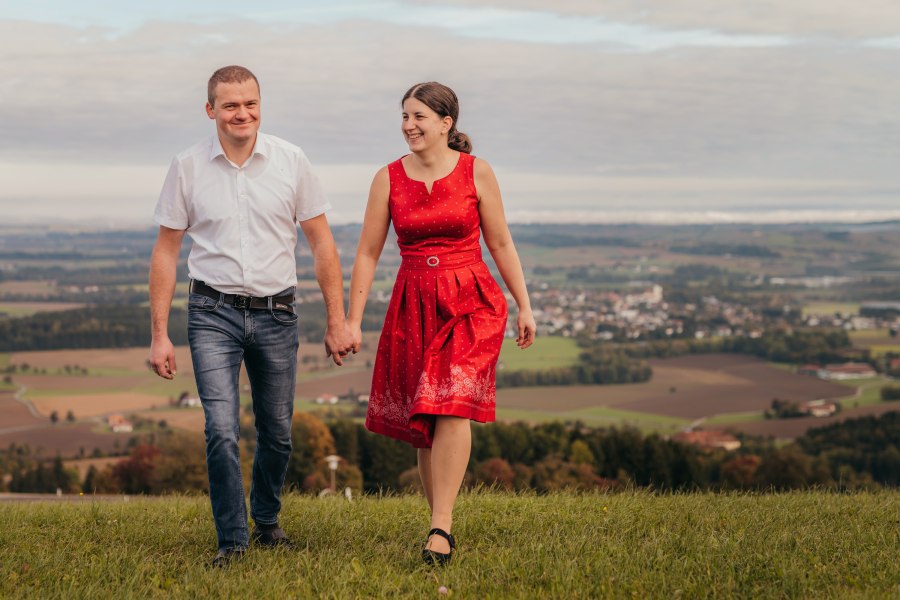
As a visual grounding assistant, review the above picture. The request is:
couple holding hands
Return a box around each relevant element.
[148,65,535,567]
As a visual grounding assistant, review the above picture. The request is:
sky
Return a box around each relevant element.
[2,0,900,225]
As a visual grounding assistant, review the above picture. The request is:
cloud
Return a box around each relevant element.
[410,0,900,38]
[2,5,899,223]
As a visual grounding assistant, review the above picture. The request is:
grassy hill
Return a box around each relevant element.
[1,490,897,599]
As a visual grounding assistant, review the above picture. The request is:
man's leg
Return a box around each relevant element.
[245,305,299,529]
[188,298,249,551]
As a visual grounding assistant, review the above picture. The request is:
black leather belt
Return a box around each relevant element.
[190,280,295,312]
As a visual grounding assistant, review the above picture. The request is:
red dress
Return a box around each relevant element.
[366,152,508,448]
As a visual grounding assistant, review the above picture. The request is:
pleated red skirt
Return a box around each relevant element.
[366,249,508,448]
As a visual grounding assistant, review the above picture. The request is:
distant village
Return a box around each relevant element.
[523,282,900,344]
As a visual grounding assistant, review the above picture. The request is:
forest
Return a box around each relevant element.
[3,411,897,495]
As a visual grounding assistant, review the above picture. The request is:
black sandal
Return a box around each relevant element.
[422,527,455,566]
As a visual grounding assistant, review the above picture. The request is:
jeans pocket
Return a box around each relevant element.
[188,293,221,312]
[270,304,298,326]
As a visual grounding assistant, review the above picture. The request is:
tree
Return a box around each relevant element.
[568,440,595,466]
[720,455,761,488]
[755,446,830,490]
[285,413,336,492]
[357,429,416,492]
[51,456,78,493]
[82,465,98,493]
[112,444,161,494]
[328,419,360,465]
[151,432,208,493]
[474,458,515,490]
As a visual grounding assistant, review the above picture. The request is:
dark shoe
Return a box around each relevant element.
[422,528,455,566]
[251,525,295,549]
[210,547,245,568]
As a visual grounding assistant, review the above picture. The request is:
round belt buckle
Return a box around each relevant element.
[426,256,440,267]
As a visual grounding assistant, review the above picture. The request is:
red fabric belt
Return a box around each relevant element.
[400,249,483,270]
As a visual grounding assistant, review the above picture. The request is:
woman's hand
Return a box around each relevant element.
[515,308,536,349]
[348,319,363,354]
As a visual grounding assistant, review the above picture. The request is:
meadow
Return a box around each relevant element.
[0,490,897,599]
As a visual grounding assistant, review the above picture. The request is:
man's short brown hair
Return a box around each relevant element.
[207,65,260,106]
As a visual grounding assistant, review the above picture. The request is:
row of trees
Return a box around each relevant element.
[498,328,857,390]
[3,411,897,495]
[497,349,652,388]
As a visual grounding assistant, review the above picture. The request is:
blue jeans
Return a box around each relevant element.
[187,290,299,550]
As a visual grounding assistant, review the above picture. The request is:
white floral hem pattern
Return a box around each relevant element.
[368,365,496,425]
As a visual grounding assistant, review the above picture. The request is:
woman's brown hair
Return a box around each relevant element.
[402,82,472,154]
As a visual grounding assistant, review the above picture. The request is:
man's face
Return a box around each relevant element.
[206,79,261,145]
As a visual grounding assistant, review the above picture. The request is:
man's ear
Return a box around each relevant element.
[206,102,215,119]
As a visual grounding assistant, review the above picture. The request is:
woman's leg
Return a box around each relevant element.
[418,448,434,511]
[426,416,471,553]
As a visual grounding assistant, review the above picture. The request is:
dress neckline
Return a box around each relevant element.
[399,152,463,195]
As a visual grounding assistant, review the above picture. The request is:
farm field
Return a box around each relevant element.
[0,422,121,457]
[723,403,900,438]
[497,336,580,371]
[0,392,43,430]
[3,344,896,455]
[802,301,860,316]
[608,354,851,418]
[0,281,58,296]
[849,328,900,358]
[0,302,85,318]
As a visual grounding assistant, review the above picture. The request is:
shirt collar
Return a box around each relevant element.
[209,133,269,163]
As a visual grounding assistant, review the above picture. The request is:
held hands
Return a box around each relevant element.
[324,319,358,366]
[516,309,537,350]
[149,336,177,380]
[348,321,363,355]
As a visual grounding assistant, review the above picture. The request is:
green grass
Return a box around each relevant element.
[498,336,581,371]
[0,304,41,318]
[869,345,900,358]
[835,378,896,409]
[705,410,767,425]
[849,328,892,342]
[497,406,690,433]
[801,302,859,317]
[0,491,897,599]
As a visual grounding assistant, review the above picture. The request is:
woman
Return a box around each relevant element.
[347,82,535,565]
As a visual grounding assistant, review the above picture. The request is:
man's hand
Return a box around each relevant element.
[149,336,178,379]
[324,320,356,366]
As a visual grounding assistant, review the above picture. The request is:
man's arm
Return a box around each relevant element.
[299,214,354,365]
[148,225,186,379]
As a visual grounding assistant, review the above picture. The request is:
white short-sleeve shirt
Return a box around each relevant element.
[154,133,331,297]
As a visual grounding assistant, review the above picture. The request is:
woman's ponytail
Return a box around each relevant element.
[448,129,472,154]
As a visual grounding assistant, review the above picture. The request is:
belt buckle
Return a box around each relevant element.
[233,295,251,309]
[426,256,440,267]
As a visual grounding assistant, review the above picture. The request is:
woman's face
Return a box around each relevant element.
[401,97,451,152]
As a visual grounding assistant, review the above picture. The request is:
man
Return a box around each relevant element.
[148,65,353,567]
